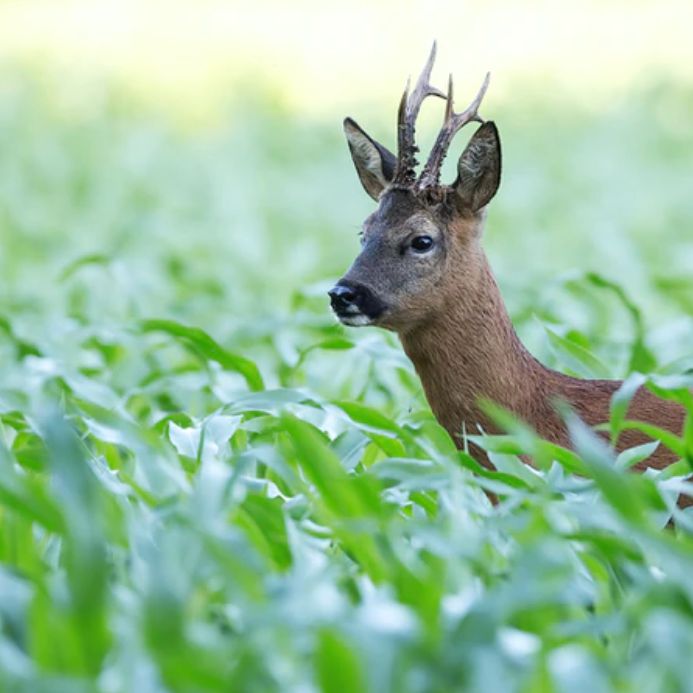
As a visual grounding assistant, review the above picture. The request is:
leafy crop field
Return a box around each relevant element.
[1,74,693,692]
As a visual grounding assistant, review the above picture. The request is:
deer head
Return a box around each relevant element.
[329,44,501,333]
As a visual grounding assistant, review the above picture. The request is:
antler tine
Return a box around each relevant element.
[393,42,446,184]
[417,71,491,190]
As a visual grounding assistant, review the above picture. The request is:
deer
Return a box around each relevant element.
[328,44,690,508]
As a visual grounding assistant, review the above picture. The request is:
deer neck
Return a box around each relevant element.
[399,250,547,441]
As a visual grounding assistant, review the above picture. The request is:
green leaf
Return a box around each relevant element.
[281,415,371,518]
[609,372,647,444]
[315,629,366,693]
[234,495,292,570]
[584,272,657,373]
[140,319,264,391]
[615,441,660,470]
[333,401,408,456]
[456,452,532,491]
[544,325,611,378]
[565,411,653,523]
[58,253,112,281]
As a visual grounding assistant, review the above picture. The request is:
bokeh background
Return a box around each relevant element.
[2,0,692,353]
[2,3,693,691]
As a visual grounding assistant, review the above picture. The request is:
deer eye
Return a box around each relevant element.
[411,235,434,253]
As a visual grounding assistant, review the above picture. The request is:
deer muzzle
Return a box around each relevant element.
[328,280,386,326]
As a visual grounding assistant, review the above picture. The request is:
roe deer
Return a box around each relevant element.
[328,44,688,505]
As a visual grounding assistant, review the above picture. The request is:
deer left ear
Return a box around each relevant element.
[453,121,501,212]
[343,118,397,201]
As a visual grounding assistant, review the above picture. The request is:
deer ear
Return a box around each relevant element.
[343,117,397,201]
[453,121,501,212]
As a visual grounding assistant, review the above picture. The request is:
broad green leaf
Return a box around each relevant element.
[140,319,264,391]
[315,629,366,693]
[544,325,611,378]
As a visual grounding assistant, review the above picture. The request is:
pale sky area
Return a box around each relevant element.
[0,0,690,119]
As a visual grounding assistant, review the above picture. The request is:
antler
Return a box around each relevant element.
[416,72,491,190]
[393,42,446,185]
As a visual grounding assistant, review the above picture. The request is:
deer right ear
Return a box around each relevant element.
[453,121,501,213]
[343,118,397,201]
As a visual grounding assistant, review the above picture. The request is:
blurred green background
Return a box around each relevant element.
[1,1,693,691]
[2,0,693,376]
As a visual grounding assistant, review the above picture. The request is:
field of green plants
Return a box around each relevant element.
[1,71,693,692]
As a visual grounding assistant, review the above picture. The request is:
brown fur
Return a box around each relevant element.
[398,216,687,505]
[338,56,688,508]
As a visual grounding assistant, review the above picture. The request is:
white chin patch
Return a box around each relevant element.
[339,313,372,327]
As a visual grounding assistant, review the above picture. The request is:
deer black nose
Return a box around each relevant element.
[328,283,358,312]
[329,280,386,322]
